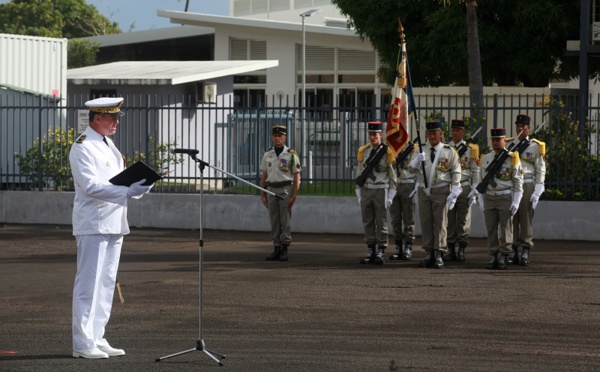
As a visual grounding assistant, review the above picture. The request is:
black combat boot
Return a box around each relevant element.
[444,242,457,262]
[497,254,508,270]
[402,242,413,260]
[520,248,530,266]
[434,251,444,269]
[507,246,519,265]
[374,246,385,265]
[278,244,289,261]
[389,240,402,260]
[360,244,376,264]
[457,243,467,262]
[486,254,498,270]
[419,252,435,268]
[266,246,281,261]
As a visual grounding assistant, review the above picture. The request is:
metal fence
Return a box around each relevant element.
[1,92,598,200]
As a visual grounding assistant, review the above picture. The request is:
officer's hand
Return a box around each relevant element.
[288,195,296,209]
[127,179,153,198]
[510,190,523,216]
[477,194,485,213]
[530,184,545,210]
[261,193,268,208]
[409,152,426,169]
[446,185,462,210]
[355,188,361,207]
[385,188,396,209]
[468,186,479,207]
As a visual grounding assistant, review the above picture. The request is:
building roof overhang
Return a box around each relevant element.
[67,60,279,86]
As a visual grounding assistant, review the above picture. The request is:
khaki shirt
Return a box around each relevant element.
[260,145,301,183]
[356,144,397,189]
[479,150,524,193]
[410,142,461,188]
[450,141,480,185]
[506,137,546,185]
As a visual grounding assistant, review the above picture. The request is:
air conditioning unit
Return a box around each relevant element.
[197,82,217,104]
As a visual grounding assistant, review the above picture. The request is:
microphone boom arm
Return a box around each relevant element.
[175,150,282,199]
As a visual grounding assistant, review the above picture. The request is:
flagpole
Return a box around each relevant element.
[401,22,428,189]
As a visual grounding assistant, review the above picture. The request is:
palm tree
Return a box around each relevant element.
[443,0,484,125]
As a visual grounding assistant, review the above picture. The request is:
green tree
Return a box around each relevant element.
[67,39,101,69]
[331,0,583,87]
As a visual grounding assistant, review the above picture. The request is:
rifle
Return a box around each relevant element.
[456,125,484,157]
[355,143,388,187]
[394,138,417,165]
[510,120,546,156]
[476,130,524,195]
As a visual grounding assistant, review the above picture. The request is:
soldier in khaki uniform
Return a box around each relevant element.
[260,125,301,262]
[477,128,524,270]
[408,121,462,269]
[355,121,397,265]
[389,142,418,261]
[507,114,546,266]
[445,119,480,262]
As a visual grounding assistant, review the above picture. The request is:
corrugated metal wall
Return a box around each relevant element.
[0,33,68,99]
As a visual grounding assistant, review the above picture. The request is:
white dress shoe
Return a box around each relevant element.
[97,344,126,356]
[73,347,109,359]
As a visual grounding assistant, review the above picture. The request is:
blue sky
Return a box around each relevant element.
[0,0,229,32]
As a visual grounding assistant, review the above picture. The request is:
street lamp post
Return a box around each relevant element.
[300,9,319,178]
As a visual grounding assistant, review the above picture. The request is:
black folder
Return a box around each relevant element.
[109,161,162,186]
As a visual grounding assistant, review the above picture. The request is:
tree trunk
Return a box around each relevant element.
[466,0,484,127]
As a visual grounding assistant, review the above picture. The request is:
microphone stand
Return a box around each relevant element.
[156,153,280,365]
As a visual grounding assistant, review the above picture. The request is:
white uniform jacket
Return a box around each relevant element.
[69,127,131,236]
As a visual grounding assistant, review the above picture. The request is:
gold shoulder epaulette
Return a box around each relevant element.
[509,151,520,167]
[468,143,479,159]
[288,149,297,155]
[506,136,516,142]
[386,146,395,164]
[532,138,546,156]
[357,144,370,162]
[75,134,87,143]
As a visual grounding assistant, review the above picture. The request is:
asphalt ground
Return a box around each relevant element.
[1,224,600,372]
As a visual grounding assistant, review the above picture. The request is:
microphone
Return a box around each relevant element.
[171,148,199,155]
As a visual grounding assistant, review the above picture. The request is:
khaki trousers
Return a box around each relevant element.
[418,186,450,254]
[389,183,416,244]
[267,184,292,246]
[513,182,535,249]
[483,194,513,256]
[360,187,388,246]
[447,185,472,245]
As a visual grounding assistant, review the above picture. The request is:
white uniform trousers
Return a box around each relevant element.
[72,234,123,350]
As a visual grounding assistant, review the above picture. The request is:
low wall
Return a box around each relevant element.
[0,191,597,241]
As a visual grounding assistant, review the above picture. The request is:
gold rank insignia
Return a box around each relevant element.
[75,134,87,143]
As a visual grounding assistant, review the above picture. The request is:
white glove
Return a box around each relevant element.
[446,185,462,210]
[385,188,396,209]
[409,152,426,169]
[530,184,545,210]
[468,185,479,207]
[510,190,523,216]
[355,188,361,207]
[127,179,153,198]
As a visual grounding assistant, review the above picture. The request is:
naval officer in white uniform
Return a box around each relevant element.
[69,97,153,359]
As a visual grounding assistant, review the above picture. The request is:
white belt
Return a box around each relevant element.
[430,182,449,189]
[486,189,512,196]
[460,181,471,187]
[364,184,389,189]
[398,180,416,184]
[524,179,534,183]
